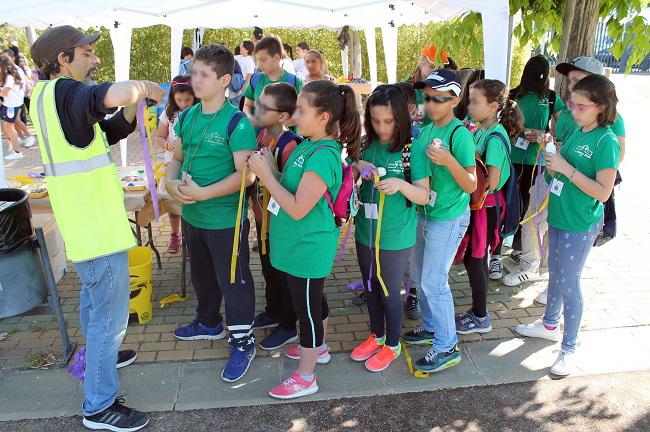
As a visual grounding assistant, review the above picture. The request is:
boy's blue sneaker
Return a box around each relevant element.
[260,327,298,350]
[456,310,492,335]
[222,344,256,382]
[403,327,435,345]
[415,345,461,373]
[174,320,226,341]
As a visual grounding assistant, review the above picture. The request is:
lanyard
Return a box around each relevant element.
[185,103,221,175]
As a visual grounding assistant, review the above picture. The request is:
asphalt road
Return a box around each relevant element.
[3,370,650,432]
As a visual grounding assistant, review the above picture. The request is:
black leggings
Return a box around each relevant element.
[512,163,537,251]
[463,207,499,318]
[184,220,256,348]
[254,219,297,331]
[356,243,411,347]
[283,272,329,348]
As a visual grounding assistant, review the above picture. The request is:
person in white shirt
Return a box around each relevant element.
[236,40,256,83]
[0,56,26,160]
[281,43,297,75]
[1,48,35,148]
[293,42,309,80]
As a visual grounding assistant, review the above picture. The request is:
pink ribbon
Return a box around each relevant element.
[136,101,159,221]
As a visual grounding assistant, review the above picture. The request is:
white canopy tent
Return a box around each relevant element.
[1,0,510,179]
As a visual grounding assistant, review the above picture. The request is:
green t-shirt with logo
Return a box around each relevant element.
[270,139,342,278]
[243,70,303,101]
[355,138,430,250]
[416,118,475,221]
[174,101,256,230]
[556,107,626,143]
[547,126,620,232]
[474,124,511,191]
[512,91,565,166]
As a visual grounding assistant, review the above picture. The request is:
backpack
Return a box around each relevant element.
[448,124,489,210]
[488,131,521,238]
[401,139,414,207]
[229,61,246,94]
[177,107,245,140]
[310,146,355,224]
[255,129,304,171]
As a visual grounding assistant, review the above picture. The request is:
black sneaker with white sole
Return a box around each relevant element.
[405,294,422,320]
[116,350,137,369]
[83,398,149,431]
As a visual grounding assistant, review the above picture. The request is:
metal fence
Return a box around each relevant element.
[594,20,650,73]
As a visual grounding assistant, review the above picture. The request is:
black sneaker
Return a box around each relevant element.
[352,290,367,305]
[405,294,422,320]
[83,398,149,431]
[510,250,522,264]
[116,350,137,369]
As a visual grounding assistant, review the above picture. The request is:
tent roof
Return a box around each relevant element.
[4,0,508,30]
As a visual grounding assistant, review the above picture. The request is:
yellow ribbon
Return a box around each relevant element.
[231,165,248,284]
[373,175,389,297]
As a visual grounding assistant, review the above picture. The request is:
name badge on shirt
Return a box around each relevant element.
[181,172,192,182]
[428,190,438,207]
[268,197,281,216]
[550,178,564,197]
[364,203,379,220]
[515,137,529,151]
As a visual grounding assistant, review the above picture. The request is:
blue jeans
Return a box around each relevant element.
[543,222,602,352]
[410,211,470,353]
[74,251,130,416]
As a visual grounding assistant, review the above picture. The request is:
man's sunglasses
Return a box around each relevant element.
[424,95,456,104]
[256,101,283,113]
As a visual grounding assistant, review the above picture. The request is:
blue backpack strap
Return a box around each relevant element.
[487,131,520,237]
[250,72,262,94]
[287,73,297,87]
[227,111,246,139]
[274,130,303,170]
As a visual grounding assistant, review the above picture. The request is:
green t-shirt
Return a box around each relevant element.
[242,70,303,101]
[474,124,511,191]
[174,101,256,229]
[512,91,565,166]
[547,126,620,232]
[416,118,475,221]
[556,107,626,143]
[269,139,343,278]
[354,138,430,250]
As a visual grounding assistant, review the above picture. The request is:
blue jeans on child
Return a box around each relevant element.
[543,221,602,353]
[410,211,470,353]
[74,251,130,416]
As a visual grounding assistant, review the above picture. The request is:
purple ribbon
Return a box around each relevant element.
[67,345,86,380]
[136,101,159,221]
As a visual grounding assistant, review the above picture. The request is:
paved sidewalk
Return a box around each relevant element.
[1,325,649,421]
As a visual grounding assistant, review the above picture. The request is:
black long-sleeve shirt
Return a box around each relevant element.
[54,79,136,148]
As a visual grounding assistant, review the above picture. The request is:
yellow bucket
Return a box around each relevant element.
[128,247,153,324]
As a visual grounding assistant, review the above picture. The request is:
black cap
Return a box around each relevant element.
[413,69,462,96]
[520,55,549,93]
[30,25,99,69]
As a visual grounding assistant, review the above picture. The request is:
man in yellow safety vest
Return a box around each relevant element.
[30,26,164,432]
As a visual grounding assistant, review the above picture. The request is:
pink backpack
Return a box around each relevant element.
[314,146,358,224]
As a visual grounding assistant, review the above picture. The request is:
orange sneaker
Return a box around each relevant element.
[365,345,400,372]
[350,334,383,362]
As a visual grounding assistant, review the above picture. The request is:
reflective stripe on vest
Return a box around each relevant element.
[43,153,114,177]
[35,80,57,171]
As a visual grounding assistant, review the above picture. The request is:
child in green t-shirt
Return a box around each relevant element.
[164,44,258,383]
[248,80,361,400]
[349,84,430,373]
[456,79,524,335]
[515,74,620,377]
[402,69,476,374]
[242,36,302,121]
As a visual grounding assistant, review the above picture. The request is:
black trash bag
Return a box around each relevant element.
[0,188,34,255]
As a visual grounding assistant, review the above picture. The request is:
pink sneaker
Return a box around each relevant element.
[269,371,318,399]
[284,344,331,364]
[167,233,181,254]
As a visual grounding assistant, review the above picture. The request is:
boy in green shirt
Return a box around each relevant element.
[165,44,258,383]
[242,36,302,121]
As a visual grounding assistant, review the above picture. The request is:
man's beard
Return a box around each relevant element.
[84,66,97,84]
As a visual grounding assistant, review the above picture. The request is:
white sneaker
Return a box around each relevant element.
[550,350,576,376]
[4,151,24,161]
[489,257,503,280]
[534,289,548,305]
[514,318,561,342]
[21,136,35,148]
[503,269,540,287]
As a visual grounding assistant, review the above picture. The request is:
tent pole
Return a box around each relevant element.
[171,26,184,81]
[381,24,398,84]
[364,27,378,88]
[110,23,132,167]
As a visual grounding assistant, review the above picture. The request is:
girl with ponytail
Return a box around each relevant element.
[455,79,523,335]
[248,80,361,399]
